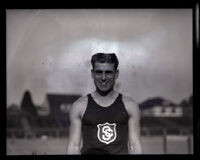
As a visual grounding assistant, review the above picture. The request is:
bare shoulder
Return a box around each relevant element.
[122,95,138,107]
[72,96,88,107]
[122,95,140,116]
[70,95,88,117]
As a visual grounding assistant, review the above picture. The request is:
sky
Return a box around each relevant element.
[6,9,193,107]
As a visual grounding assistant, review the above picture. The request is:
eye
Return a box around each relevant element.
[105,71,113,75]
[95,70,102,74]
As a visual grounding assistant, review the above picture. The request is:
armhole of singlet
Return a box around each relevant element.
[81,94,90,120]
[121,94,130,118]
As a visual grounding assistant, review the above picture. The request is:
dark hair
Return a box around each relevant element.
[91,53,119,70]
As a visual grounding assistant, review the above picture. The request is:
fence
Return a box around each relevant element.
[7,127,193,154]
[7,128,69,139]
[142,127,193,154]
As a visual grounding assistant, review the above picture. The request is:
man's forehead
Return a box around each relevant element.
[93,62,115,70]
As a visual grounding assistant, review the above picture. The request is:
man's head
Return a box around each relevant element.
[91,53,119,95]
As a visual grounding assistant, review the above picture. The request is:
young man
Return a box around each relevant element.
[67,53,142,154]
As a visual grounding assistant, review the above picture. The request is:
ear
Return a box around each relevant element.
[91,69,94,79]
[115,69,119,79]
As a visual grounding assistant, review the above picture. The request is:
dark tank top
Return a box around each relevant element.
[81,93,129,154]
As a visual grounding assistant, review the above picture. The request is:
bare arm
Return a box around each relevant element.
[123,96,142,154]
[67,98,85,154]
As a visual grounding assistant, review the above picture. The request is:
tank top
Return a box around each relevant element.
[81,93,129,154]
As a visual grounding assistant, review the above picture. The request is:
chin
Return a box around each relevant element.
[99,89,110,93]
[97,86,113,93]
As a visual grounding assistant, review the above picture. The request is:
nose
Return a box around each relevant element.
[101,72,106,81]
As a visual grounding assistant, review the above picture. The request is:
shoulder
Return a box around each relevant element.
[122,94,138,107]
[121,94,140,116]
[72,95,88,107]
[70,95,88,116]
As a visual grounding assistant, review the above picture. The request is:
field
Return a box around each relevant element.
[6,135,193,155]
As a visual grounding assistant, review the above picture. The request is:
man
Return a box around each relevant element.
[67,53,142,154]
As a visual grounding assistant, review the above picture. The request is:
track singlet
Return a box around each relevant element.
[81,93,129,154]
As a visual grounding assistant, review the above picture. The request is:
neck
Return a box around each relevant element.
[95,88,115,97]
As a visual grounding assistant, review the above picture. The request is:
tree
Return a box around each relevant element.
[20,90,37,116]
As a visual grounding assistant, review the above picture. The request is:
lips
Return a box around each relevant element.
[99,81,109,85]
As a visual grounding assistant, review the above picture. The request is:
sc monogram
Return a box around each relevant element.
[97,122,117,144]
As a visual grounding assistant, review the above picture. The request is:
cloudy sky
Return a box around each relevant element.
[6,9,193,107]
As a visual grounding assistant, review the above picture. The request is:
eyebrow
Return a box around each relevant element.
[94,70,114,73]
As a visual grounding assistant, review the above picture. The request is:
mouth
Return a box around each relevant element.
[98,81,109,87]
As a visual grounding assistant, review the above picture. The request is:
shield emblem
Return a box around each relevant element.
[97,122,117,144]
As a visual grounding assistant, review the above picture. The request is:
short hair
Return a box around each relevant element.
[91,53,119,70]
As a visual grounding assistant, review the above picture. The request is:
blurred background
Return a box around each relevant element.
[6,9,193,154]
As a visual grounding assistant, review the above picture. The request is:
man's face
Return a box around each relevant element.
[91,62,119,93]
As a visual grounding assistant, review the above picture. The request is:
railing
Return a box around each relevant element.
[7,128,69,139]
[141,127,193,136]
[7,127,193,154]
[141,127,193,154]
[7,127,193,138]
